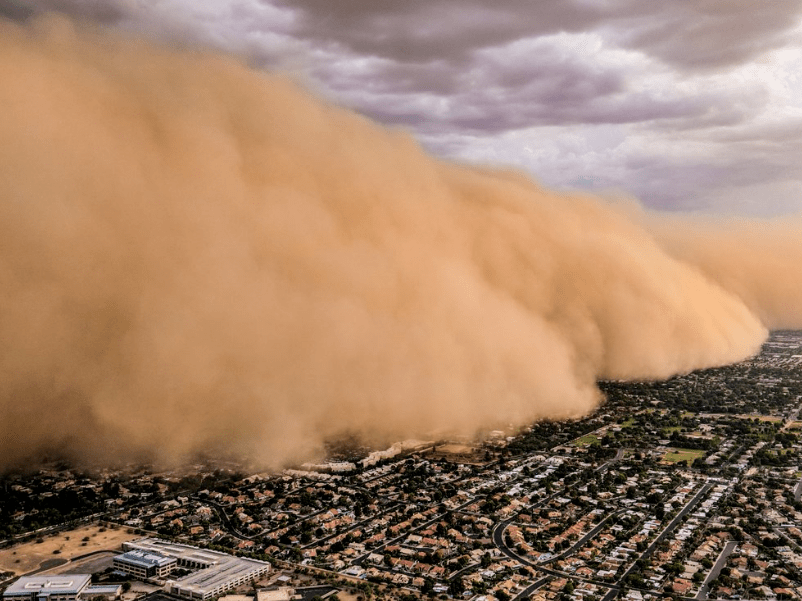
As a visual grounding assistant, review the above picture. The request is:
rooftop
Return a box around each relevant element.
[115,549,176,569]
[124,539,269,596]
[4,576,91,598]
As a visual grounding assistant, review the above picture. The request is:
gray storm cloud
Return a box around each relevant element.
[0,17,799,470]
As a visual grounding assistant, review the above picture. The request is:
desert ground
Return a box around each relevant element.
[0,524,138,578]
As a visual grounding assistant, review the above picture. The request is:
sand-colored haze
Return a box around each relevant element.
[0,16,800,471]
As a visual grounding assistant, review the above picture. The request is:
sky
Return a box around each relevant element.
[4,0,802,216]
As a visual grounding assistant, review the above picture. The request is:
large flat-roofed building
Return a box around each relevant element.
[3,576,91,601]
[122,539,269,600]
[2,576,120,601]
[81,585,122,599]
[113,549,177,580]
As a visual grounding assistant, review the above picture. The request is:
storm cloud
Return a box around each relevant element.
[5,1,802,214]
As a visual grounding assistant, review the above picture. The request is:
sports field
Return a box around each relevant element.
[662,448,706,464]
[573,434,600,447]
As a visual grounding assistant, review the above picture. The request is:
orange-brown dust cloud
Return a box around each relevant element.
[1,16,800,471]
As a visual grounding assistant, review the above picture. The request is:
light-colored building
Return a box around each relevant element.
[122,539,269,600]
[113,549,177,580]
[2,577,119,601]
[3,576,92,601]
[80,585,122,600]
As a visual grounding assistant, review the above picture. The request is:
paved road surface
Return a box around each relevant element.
[794,478,802,503]
[543,510,624,564]
[513,576,550,601]
[603,481,715,601]
[634,482,714,565]
[695,541,738,600]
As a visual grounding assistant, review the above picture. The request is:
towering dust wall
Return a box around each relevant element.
[1,17,799,469]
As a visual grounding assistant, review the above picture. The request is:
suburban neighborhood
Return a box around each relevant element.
[2,332,802,601]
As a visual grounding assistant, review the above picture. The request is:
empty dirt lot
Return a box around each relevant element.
[0,524,138,578]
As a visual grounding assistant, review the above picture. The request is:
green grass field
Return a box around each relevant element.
[662,448,706,464]
[574,434,600,447]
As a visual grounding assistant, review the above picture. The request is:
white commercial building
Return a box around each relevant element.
[122,539,269,600]
[3,576,92,601]
[3,576,120,601]
[113,548,177,579]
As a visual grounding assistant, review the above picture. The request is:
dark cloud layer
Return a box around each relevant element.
[3,1,802,210]
[269,0,802,70]
[626,1,802,70]
[1,0,126,23]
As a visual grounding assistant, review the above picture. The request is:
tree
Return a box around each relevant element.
[449,578,465,597]
[668,562,685,576]
[422,579,434,595]
[472,581,488,595]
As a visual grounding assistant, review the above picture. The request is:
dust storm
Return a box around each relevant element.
[1,17,799,470]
